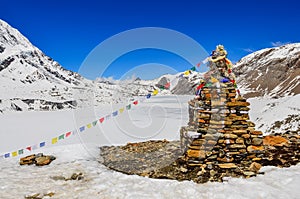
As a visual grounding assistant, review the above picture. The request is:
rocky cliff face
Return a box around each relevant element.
[234,43,300,98]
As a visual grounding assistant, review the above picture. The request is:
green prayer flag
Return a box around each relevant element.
[59,134,65,140]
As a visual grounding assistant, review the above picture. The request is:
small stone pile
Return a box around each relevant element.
[180,81,265,177]
[20,153,56,166]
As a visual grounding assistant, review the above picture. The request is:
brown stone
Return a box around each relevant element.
[252,138,263,146]
[226,101,250,107]
[250,130,263,135]
[252,157,262,161]
[217,156,234,163]
[35,156,53,166]
[187,149,206,159]
[227,151,241,155]
[211,101,225,107]
[218,163,238,169]
[249,162,262,173]
[239,149,247,153]
[20,154,36,165]
[263,136,289,147]
[207,140,217,145]
[236,137,245,144]
[209,124,224,129]
[224,139,235,144]
[241,134,251,139]
[224,134,238,139]
[35,156,50,166]
[203,134,217,140]
[199,119,207,123]
[233,130,248,135]
[247,145,264,153]
[247,121,255,127]
[228,144,246,149]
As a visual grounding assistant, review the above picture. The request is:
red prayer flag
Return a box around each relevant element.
[133,100,138,105]
[66,132,72,137]
[197,63,201,67]
[197,84,204,90]
[164,82,171,89]
[99,117,105,123]
[26,146,32,151]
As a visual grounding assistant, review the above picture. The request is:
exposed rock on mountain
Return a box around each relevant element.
[234,43,300,98]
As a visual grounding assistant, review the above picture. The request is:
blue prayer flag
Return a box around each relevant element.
[40,142,46,147]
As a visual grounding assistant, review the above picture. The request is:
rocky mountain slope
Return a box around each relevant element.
[234,43,300,98]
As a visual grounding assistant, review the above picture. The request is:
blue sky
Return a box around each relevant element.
[1,0,300,79]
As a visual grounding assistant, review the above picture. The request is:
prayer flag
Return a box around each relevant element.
[221,78,230,83]
[92,121,97,126]
[197,62,201,67]
[211,77,218,83]
[40,142,46,147]
[52,137,58,144]
[26,146,32,151]
[119,108,124,113]
[126,104,131,110]
[87,123,92,128]
[66,132,72,137]
[79,126,85,132]
[152,90,159,96]
[59,134,65,140]
[133,100,138,105]
[164,82,170,89]
[105,115,111,120]
[32,145,38,150]
[72,130,78,136]
[4,153,10,158]
[190,66,196,71]
[12,151,18,157]
[146,94,151,99]
[184,71,190,75]
[18,149,24,155]
[99,117,105,123]
[112,111,118,116]
[179,73,184,78]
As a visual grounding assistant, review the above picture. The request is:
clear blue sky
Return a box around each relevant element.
[1,0,300,79]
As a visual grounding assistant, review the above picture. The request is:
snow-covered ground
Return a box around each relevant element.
[0,96,299,199]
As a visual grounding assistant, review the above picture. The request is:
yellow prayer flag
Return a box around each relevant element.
[52,137,58,144]
[12,151,18,157]
[119,108,124,113]
[184,70,190,75]
[87,123,92,128]
[211,77,218,83]
[152,89,159,96]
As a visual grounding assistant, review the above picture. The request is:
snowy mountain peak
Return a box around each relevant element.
[0,19,33,50]
[0,19,85,87]
[234,43,300,98]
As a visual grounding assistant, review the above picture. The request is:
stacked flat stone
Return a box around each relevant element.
[180,81,264,170]
[262,132,300,167]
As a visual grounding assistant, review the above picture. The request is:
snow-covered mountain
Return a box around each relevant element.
[234,43,300,98]
[0,19,166,112]
[233,44,300,134]
[0,19,94,112]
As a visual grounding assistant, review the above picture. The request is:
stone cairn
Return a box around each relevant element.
[180,80,265,177]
